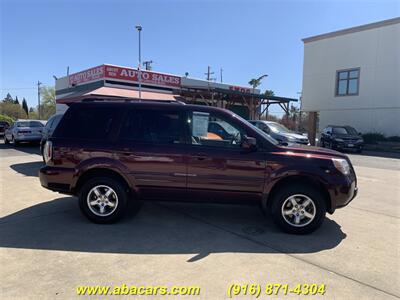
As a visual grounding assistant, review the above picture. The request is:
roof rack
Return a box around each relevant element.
[77,97,186,105]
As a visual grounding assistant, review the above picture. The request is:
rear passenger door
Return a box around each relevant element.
[117,107,188,200]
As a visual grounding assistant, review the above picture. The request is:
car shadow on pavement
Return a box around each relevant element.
[0,140,41,156]
[10,161,44,177]
[0,197,347,261]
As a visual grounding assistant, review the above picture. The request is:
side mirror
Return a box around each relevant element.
[326,131,331,135]
[279,140,289,146]
[242,136,257,150]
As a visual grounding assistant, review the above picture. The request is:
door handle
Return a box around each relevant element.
[193,153,207,160]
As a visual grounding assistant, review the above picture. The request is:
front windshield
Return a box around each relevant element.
[333,127,349,135]
[268,122,291,133]
[233,115,279,145]
[345,126,358,135]
[16,121,43,128]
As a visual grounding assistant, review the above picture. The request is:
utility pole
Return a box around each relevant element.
[135,25,142,100]
[37,81,42,119]
[204,66,215,81]
[143,60,153,70]
[220,68,223,83]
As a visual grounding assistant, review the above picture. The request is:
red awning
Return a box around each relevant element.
[57,87,181,103]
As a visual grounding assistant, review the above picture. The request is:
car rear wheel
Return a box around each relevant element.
[270,184,326,234]
[78,177,129,223]
[4,136,9,144]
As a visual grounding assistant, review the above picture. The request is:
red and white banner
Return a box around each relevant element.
[69,66,105,85]
[104,65,181,88]
[68,65,181,88]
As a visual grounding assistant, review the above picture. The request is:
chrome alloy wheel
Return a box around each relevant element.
[281,194,316,227]
[87,185,119,217]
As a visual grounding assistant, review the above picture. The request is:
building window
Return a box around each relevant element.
[336,68,360,96]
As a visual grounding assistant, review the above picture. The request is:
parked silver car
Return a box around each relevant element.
[248,120,310,145]
[4,120,44,145]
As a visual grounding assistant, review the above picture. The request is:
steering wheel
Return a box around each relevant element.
[230,132,241,145]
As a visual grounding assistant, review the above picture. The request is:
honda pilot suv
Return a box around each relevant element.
[39,101,358,234]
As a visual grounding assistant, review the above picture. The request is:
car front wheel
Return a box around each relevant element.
[79,177,129,223]
[270,184,326,234]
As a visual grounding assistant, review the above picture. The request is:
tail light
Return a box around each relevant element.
[43,141,53,164]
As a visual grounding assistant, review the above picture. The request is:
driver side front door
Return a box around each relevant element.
[186,110,266,204]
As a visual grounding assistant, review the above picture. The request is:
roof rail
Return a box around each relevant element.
[78,97,186,105]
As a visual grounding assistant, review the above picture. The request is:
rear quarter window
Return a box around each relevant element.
[54,106,120,140]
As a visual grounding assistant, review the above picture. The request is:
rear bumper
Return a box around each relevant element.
[15,135,42,142]
[39,165,75,194]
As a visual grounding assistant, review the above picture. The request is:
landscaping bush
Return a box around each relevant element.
[362,132,400,144]
[387,136,400,143]
[0,113,14,124]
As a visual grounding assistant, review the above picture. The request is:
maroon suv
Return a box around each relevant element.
[39,101,357,234]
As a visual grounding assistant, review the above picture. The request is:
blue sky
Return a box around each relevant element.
[1,0,399,114]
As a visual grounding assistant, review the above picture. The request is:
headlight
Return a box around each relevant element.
[357,138,364,143]
[334,138,344,142]
[332,158,350,175]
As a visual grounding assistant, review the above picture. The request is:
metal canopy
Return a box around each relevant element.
[179,86,297,119]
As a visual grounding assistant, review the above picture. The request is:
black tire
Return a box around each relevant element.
[270,184,326,234]
[4,136,9,144]
[321,141,325,148]
[78,176,130,224]
[11,135,19,146]
[356,148,362,154]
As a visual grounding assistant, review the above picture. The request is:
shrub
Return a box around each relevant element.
[0,113,14,124]
[387,136,400,143]
[362,133,386,144]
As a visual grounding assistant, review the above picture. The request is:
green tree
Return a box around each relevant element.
[3,93,14,103]
[264,90,275,97]
[0,102,26,119]
[14,96,19,105]
[22,98,29,117]
[39,86,56,119]
[249,74,268,91]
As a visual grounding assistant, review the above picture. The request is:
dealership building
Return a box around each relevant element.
[301,17,400,140]
[55,64,296,120]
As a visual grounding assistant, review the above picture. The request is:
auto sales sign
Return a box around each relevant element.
[69,64,181,88]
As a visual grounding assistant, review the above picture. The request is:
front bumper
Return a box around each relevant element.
[39,165,75,194]
[333,141,364,150]
[329,170,358,213]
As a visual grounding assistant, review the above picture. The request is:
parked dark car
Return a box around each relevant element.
[40,114,63,160]
[320,125,364,153]
[248,120,309,145]
[39,101,357,234]
[0,121,10,137]
[4,120,44,145]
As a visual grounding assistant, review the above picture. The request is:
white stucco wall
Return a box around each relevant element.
[302,20,400,136]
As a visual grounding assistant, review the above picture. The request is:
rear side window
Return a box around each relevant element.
[56,106,119,140]
[119,109,185,144]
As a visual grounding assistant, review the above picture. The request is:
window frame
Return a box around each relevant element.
[335,67,360,97]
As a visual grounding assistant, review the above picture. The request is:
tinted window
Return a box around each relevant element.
[16,121,43,127]
[119,109,184,144]
[59,106,119,140]
[332,127,348,135]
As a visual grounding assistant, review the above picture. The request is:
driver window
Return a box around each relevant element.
[189,111,244,148]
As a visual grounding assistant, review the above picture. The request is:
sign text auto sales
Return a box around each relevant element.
[105,65,181,88]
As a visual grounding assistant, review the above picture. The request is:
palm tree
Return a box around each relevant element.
[248,74,268,91]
